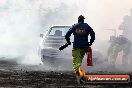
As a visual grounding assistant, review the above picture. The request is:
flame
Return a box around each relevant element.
[79,66,86,76]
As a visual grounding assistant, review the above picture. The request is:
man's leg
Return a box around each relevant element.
[72,48,85,74]
[72,48,85,84]
[108,45,121,67]
[122,43,130,67]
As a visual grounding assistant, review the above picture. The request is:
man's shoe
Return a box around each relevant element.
[76,75,86,84]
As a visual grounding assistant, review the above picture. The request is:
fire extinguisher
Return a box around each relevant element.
[87,47,93,66]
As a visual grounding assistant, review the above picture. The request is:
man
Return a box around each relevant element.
[65,15,95,84]
[108,35,131,68]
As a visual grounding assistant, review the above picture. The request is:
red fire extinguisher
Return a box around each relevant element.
[87,47,93,66]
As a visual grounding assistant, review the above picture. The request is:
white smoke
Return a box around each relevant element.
[0,0,132,67]
[0,0,78,65]
[0,0,42,64]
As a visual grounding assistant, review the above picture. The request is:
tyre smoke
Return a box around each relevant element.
[0,0,132,69]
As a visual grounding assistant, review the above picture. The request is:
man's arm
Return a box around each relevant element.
[89,26,95,46]
[65,26,74,45]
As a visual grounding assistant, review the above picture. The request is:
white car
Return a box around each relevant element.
[39,26,73,67]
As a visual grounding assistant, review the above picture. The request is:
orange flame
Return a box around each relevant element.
[79,66,86,76]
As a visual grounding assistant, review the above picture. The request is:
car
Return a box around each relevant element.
[39,26,73,67]
[39,25,107,69]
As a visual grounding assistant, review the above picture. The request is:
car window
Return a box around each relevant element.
[48,27,70,36]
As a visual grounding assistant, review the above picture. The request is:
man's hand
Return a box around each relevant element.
[87,42,92,46]
[59,43,69,50]
[67,41,71,45]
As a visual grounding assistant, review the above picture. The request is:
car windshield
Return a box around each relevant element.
[48,26,70,36]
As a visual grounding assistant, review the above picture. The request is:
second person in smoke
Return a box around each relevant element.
[65,15,95,84]
[108,35,131,67]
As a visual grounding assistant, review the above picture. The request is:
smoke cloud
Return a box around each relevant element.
[0,0,132,69]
